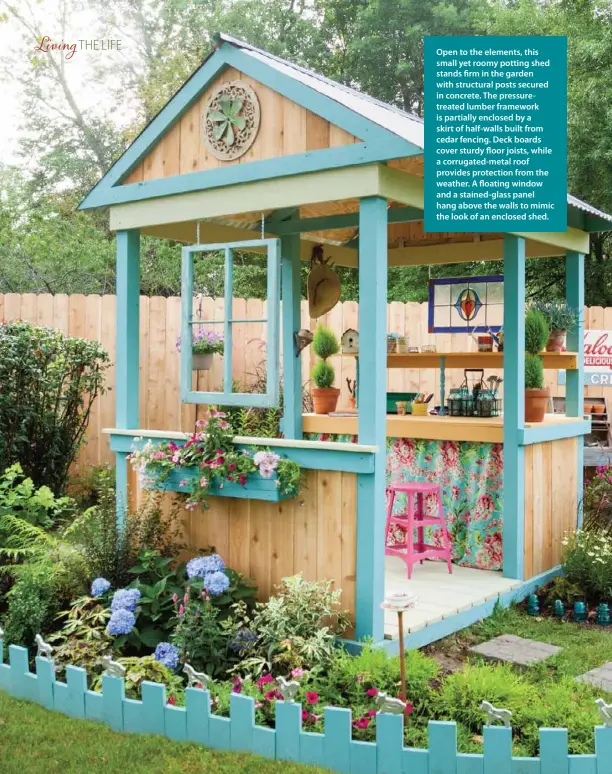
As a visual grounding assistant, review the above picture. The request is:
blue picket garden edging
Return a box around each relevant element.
[145,467,295,503]
[2,642,612,773]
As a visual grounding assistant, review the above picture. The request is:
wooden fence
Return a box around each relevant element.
[2,293,611,470]
[2,642,612,773]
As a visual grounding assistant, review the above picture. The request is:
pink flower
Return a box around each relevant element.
[301,709,310,722]
[254,701,262,709]
[367,709,377,716]
[172,593,178,604]
[199,476,208,487]
[290,668,304,679]
[172,453,181,464]
[167,695,176,706]
[366,688,378,697]
[353,717,370,729]
[178,604,185,616]
[265,689,279,702]
[405,702,413,715]
[239,474,247,486]
[305,691,319,705]
[183,591,190,604]
[356,674,363,682]
[228,463,236,471]
[179,478,189,488]
[219,421,230,430]
[232,683,242,694]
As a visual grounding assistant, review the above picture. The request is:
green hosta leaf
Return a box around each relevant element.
[138,627,164,647]
[213,593,232,605]
[225,123,235,146]
[233,116,246,131]
[213,121,228,141]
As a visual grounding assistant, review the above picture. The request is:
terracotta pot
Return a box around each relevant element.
[192,352,213,370]
[312,387,340,414]
[348,395,356,409]
[545,329,566,352]
[584,404,595,414]
[593,404,606,414]
[525,388,550,423]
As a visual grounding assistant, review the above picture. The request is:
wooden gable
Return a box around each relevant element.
[123,67,360,185]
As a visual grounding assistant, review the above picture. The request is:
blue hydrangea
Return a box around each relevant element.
[154,642,180,670]
[229,628,258,654]
[186,553,225,580]
[91,577,111,597]
[110,588,141,612]
[204,570,230,596]
[106,608,136,636]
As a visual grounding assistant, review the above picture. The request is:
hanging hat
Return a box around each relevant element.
[307,246,341,319]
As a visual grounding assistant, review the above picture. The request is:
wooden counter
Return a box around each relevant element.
[303,413,586,444]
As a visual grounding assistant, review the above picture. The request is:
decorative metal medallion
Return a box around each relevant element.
[202,80,261,161]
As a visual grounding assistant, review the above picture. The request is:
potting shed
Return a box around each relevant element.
[80,33,612,649]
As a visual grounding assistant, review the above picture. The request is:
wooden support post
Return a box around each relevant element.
[503,235,525,580]
[356,196,388,642]
[115,229,140,528]
[281,231,303,439]
[566,250,585,526]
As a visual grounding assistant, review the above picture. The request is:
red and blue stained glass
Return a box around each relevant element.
[428,275,503,333]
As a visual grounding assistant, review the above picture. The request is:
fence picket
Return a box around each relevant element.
[65,665,87,718]
[140,681,166,735]
[595,726,612,774]
[186,688,210,745]
[540,728,568,774]
[165,705,188,741]
[123,698,145,734]
[8,645,30,701]
[276,701,302,761]
[376,712,403,774]
[102,674,125,731]
[34,656,55,709]
[427,721,457,774]
[483,726,512,774]
[230,693,255,752]
[456,753,483,773]
[324,707,352,774]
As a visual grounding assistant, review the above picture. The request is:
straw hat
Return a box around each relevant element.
[307,262,341,319]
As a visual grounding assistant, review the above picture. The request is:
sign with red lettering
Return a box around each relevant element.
[584,330,612,385]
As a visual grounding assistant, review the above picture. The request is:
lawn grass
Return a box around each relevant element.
[427,602,612,683]
[0,691,328,774]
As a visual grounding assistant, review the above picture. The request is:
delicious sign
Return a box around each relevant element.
[584,330,612,385]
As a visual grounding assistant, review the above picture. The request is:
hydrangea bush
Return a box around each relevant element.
[129,410,301,510]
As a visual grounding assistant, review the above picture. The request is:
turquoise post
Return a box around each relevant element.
[115,229,140,528]
[502,235,526,580]
[565,251,585,527]
[281,231,303,439]
[356,196,388,642]
[223,247,233,393]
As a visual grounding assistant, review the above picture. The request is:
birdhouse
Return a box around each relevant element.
[341,328,359,354]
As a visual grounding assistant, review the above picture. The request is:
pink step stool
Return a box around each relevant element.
[385,481,453,579]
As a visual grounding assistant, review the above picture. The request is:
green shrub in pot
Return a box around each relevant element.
[524,309,550,423]
[311,325,340,414]
[531,300,579,351]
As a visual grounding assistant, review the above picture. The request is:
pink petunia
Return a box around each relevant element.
[405,702,413,715]
[367,709,377,716]
[301,709,310,722]
[264,689,278,702]
[353,717,370,729]
[167,695,176,706]
[305,691,319,705]
[366,688,378,697]
[291,668,304,679]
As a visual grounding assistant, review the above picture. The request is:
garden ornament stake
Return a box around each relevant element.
[277,676,300,702]
[376,692,406,715]
[35,634,54,660]
[102,654,126,678]
[183,663,210,690]
[480,700,512,728]
[0,624,3,639]
[381,593,417,701]
[595,699,612,727]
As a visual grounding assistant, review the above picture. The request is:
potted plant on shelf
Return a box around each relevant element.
[525,308,550,423]
[531,300,580,352]
[177,329,224,370]
[311,324,340,414]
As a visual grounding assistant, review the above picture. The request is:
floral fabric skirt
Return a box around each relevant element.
[309,434,504,571]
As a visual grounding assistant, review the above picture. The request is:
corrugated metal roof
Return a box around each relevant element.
[218,33,425,149]
[567,194,612,225]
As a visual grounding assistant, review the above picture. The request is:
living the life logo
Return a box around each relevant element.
[34,36,122,60]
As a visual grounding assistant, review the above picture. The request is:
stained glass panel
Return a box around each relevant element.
[428,275,504,333]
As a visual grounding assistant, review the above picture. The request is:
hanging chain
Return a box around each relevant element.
[260,212,264,239]
[196,220,201,245]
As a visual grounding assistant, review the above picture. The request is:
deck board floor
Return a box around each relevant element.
[384,557,521,639]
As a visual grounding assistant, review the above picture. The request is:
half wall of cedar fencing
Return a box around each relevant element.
[1,293,610,469]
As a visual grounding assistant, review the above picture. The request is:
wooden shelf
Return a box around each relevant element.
[375,351,579,370]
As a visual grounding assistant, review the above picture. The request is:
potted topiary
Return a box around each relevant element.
[525,308,550,423]
[177,329,224,371]
[531,300,580,352]
[311,324,340,414]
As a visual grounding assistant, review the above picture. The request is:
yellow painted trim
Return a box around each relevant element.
[383,351,578,370]
[303,412,588,444]
[377,164,424,208]
[109,165,382,232]
[387,238,564,266]
[511,229,590,255]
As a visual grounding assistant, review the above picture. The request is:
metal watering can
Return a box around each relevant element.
[468,328,503,352]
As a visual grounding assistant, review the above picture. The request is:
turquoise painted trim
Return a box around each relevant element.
[281,231,303,439]
[147,467,294,503]
[108,433,376,474]
[372,566,561,654]
[518,419,591,445]
[269,206,423,235]
[115,229,140,531]
[5,632,612,773]
[181,239,280,408]
[502,235,526,581]
[82,141,410,209]
[180,246,193,402]
[566,251,585,527]
[356,197,388,643]
[79,41,419,211]
[223,247,233,392]
[116,230,140,428]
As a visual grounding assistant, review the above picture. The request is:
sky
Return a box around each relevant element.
[0,1,136,166]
